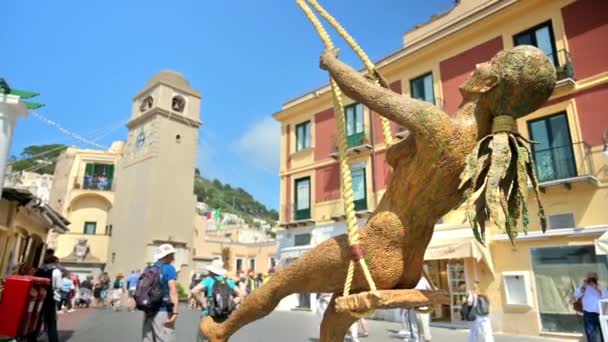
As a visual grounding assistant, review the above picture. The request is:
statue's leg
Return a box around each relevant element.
[319,294,358,342]
[201,228,404,341]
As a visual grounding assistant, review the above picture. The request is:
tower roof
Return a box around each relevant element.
[135,69,201,99]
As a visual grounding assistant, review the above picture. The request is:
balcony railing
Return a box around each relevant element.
[73,176,114,192]
[279,204,314,227]
[556,49,574,83]
[532,142,596,187]
[347,132,365,148]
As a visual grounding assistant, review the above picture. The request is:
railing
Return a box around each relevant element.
[347,132,366,148]
[73,176,114,191]
[280,204,312,224]
[531,142,593,184]
[556,49,575,81]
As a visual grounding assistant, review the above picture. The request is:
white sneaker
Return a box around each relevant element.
[68,309,75,313]
[397,330,408,336]
[57,311,64,315]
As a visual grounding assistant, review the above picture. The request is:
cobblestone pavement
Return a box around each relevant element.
[43,306,576,341]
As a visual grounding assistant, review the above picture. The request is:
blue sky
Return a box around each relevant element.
[3,0,454,210]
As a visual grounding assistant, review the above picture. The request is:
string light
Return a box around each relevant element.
[29,111,107,149]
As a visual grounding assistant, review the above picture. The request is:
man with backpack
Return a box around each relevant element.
[138,244,179,342]
[466,281,494,342]
[191,259,245,341]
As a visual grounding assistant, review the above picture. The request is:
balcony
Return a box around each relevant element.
[330,132,373,159]
[73,175,114,192]
[532,142,599,191]
[279,204,315,228]
[555,49,575,88]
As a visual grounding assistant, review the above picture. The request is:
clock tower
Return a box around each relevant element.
[107,71,202,281]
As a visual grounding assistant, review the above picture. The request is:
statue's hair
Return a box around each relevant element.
[460,45,556,244]
[488,45,557,119]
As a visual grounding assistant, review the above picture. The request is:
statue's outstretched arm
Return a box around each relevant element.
[320,50,451,141]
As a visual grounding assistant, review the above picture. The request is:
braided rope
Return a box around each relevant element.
[305,0,394,147]
[295,0,377,306]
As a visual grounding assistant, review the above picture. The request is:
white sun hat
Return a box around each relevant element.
[206,259,227,276]
[154,244,177,260]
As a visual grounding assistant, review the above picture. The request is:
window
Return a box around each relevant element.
[294,177,311,220]
[105,224,113,236]
[249,258,256,272]
[294,233,312,247]
[236,258,244,273]
[528,112,576,182]
[84,222,97,235]
[410,73,435,104]
[531,245,608,333]
[502,272,532,306]
[83,163,115,191]
[548,213,576,229]
[295,121,312,151]
[514,21,558,66]
[351,167,367,211]
[269,257,277,268]
[344,103,364,147]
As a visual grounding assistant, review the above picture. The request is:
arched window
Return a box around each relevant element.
[172,95,186,113]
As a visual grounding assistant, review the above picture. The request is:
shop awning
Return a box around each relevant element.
[424,237,495,277]
[595,231,608,255]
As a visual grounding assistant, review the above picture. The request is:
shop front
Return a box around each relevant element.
[423,235,495,326]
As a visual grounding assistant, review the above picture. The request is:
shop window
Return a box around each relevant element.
[249,258,256,272]
[502,271,532,306]
[531,245,608,334]
[295,121,311,151]
[548,213,575,229]
[84,222,97,235]
[294,233,312,247]
[410,72,435,104]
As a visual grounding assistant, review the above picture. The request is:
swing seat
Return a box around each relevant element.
[334,289,450,314]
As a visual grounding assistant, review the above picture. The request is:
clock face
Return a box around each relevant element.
[136,130,146,149]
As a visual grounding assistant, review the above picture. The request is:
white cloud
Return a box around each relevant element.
[233,117,280,173]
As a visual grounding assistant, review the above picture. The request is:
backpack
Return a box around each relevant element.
[207,276,236,321]
[473,295,490,317]
[134,264,165,313]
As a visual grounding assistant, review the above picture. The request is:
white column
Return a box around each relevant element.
[0,94,29,198]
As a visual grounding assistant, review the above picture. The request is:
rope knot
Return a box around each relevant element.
[492,115,516,133]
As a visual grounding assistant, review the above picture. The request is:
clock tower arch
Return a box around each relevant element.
[107,70,202,281]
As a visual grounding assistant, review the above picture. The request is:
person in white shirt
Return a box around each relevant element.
[398,273,433,342]
[415,275,433,342]
[467,281,493,342]
[574,272,608,342]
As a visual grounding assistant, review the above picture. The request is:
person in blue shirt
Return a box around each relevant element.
[127,269,141,311]
[191,259,244,342]
[142,244,178,342]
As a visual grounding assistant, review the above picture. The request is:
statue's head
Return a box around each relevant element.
[460,45,556,118]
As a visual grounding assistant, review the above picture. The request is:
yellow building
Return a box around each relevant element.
[274,0,608,337]
[0,188,69,279]
[48,142,122,277]
[192,216,277,280]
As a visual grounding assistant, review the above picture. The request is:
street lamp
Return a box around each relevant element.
[0,78,44,197]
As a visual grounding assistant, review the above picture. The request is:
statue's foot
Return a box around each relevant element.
[201,316,227,342]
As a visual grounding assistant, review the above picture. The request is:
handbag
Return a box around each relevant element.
[573,286,585,314]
